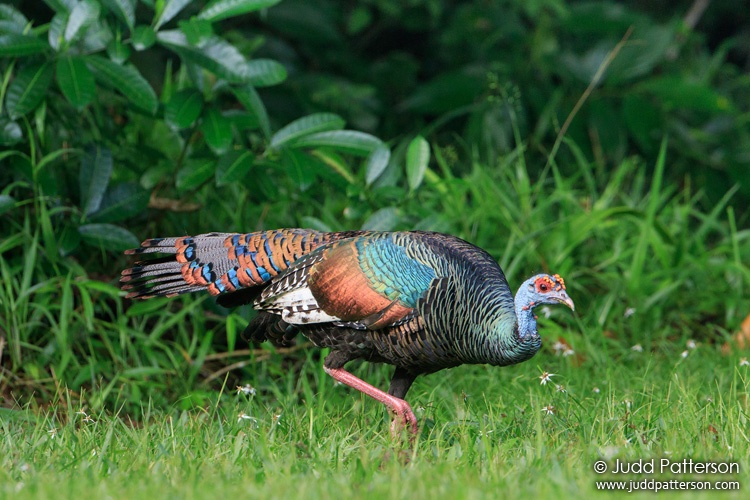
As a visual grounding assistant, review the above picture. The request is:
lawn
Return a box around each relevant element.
[2,339,748,498]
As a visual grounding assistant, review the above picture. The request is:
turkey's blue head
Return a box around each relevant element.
[515,274,574,338]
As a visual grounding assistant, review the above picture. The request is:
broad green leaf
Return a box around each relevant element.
[0,5,28,31]
[176,158,216,191]
[0,195,16,216]
[231,85,270,138]
[157,31,252,83]
[0,21,23,35]
[346,6,371,35]
[87,56,158,114]
[401,71,483,114]
[246,59,287,87]
[605,24,674,83]
[78,223,140,251]
[5,62,54,119]
[362,207,400,231]
[48,12,66,50]
[198,0,280,22]
[102,0,135,29]
[287,130,383,156]
[154,0,192,30]
[309,149,355,184]
[226,110,259,131]
[406,135,429,190]
[639,77,732,113]
[365,144,390,186]
[80,144,113,215]
[282,149,315,191]
[271,113,345,149]
[43,0,77,13]
[0,34,48,56]
[64,0,100,43]
[0,119,22,146]
[215,150,254,186]
[106,36,131,63]
[132,25,156,50]
[89,182,149,223]
[299,216,331,232]
[58,224,81,256]
[80,18,112,53]
[56,56,95,108]
[164,89,203,129]
[178,18,213,45]
[200,108,232,154]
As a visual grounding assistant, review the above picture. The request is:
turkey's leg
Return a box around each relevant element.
[324,367,418,436]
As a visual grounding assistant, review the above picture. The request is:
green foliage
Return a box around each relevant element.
[257,0,749,206]
[0,0,390,262]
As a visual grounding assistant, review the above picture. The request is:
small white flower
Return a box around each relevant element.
[91,449,97,456]
[623,399,631,410]
[562,348,575,357]
[236,384,256,396]
[540,306,552,319]
[555,384,566,393]
[686,339,697,349]
[541,405,555,415]
[552,341,567,354]
[47,428,57,438]
[681,350,689,359]
[739,358,749,367]
[631,344,643,352]
[593,387,600,394]
[237,412,256,423]
[273,413,282,425]
[539,371,555,385]
[624,307,636,318]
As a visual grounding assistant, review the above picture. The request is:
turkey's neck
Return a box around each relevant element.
[514,286,538,339]
[476,284,542,367]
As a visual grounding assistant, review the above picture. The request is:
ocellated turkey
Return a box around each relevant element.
[121,229,574,435]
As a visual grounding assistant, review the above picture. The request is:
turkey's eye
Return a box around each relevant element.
[539,283,549,292]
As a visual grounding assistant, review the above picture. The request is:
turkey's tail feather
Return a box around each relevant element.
[121,229,367,301]
[121,232,235,299]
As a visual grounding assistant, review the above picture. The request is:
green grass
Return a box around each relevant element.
[2,345,749,498]
[2,141,750,497]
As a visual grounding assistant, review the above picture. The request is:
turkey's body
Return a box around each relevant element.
[122,228,572,435]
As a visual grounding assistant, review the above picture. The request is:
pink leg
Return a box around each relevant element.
[325,367,418,436]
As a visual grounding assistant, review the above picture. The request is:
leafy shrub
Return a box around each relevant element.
[0,0,440,262]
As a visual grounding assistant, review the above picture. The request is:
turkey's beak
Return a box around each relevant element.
[555,291,575,311]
